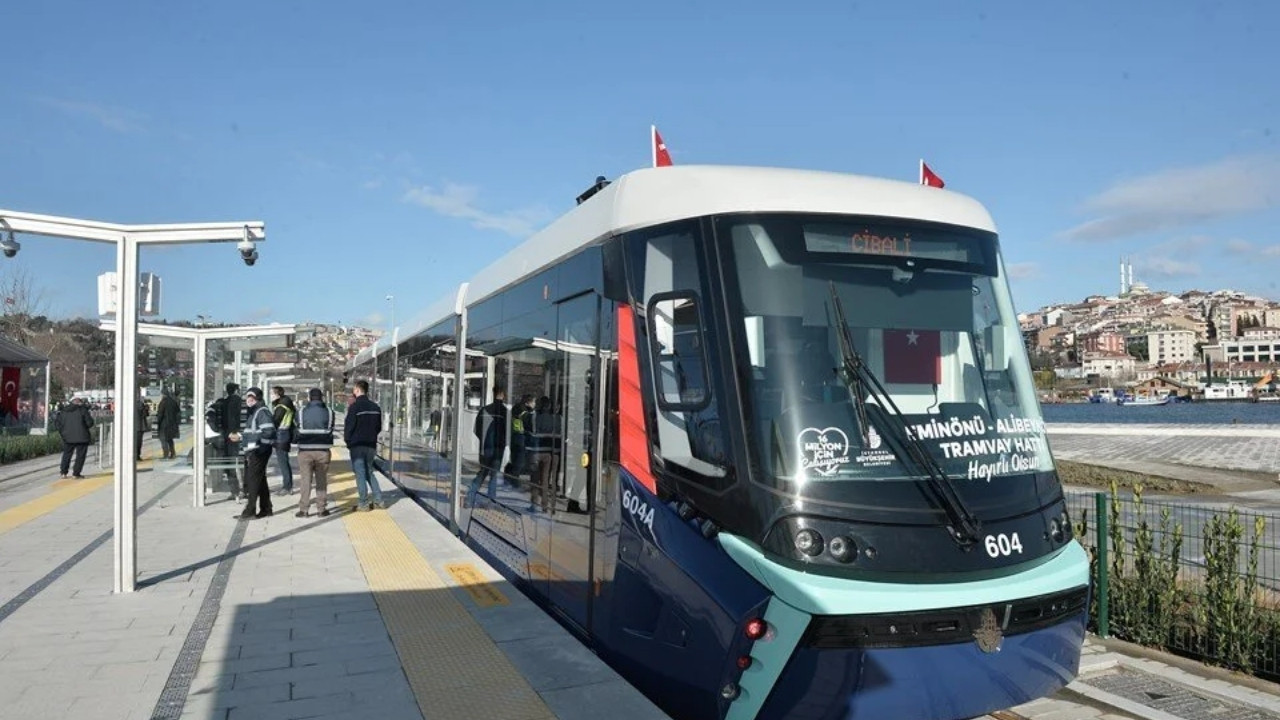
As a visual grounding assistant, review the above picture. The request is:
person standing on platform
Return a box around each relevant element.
[230,387,275,520]
[344,380,385,511]
[156,388,180,460]
[55,397,94,479]
[270,386,297,495]
[135,396,150,460]
[469,387,508,501]
[295,388,334,517]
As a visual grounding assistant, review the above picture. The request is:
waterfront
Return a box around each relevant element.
[1042,401,1280,425]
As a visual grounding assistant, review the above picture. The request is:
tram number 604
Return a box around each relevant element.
[984,532,1023,558]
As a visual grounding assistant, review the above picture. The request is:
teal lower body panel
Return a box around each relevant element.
[755,611,1086,720]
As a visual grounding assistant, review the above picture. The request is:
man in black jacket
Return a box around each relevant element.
[55,397,94,478]
[468,387,508,501]
[344,380,385,511]
[156,389,180,460]
[230,387,275,520]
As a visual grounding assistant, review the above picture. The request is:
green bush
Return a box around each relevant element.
[1086,485,1277,680]
[0,434,64,465]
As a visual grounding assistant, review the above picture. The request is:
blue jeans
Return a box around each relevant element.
[274,444,294,491]
[349,446,383,505]
[470,454,501,499]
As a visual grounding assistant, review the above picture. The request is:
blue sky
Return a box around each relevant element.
[2,0,1278,330]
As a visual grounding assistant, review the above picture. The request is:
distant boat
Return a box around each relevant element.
[1118,396,1170,406]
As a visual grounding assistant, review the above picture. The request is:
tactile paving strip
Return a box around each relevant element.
[150,513,250,720]
[340,479,556,720]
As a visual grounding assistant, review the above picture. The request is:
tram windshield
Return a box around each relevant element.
[720,214,1055,514]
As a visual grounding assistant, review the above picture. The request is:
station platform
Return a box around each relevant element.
[0,438,668,720]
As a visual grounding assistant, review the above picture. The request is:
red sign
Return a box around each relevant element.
[0,367,19,419]
[883,330,941,384]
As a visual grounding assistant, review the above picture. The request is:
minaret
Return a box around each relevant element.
[1127,260,1134,293]
[1120,257,1129,295]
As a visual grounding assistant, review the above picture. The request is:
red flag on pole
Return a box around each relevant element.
[0,367,19,419]
[652,125,673,167]
[883,329,942,384]
[920,160,945,188]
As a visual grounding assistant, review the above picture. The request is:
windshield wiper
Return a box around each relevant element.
[827,282,982,547]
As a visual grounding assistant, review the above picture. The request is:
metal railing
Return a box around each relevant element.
[1067,489,1280,681]
[97,421,114,469]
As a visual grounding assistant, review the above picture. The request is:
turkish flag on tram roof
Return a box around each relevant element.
[920,160,945,188]
[883,329,942,384]
[652,125,673,167]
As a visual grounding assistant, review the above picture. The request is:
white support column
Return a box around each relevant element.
[233,350,243,388]
[193,335,207,507]
[42,361,51,433]
[113,235,139,594]
[450,313,467,533]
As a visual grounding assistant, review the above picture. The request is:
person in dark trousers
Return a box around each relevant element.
[55,397,94,479]
[504,394,533,487]
[295,388,334,517]
[223,382,244,496]
[135,398,150,459]
[344,380,385,511]
[469,387,508,501]
[230,387,275,519]
[270,386,297,495]
[156,388,180,459]
[206,396,242,501]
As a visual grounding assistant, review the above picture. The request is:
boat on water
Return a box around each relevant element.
[1201,381,1254,401]
[1118,395,1170,406]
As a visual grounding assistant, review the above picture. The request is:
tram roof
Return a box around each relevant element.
[351,164,997,366]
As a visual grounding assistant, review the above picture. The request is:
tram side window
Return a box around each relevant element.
[640,231,727,480]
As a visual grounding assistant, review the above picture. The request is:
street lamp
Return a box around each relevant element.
[0,209,265,594]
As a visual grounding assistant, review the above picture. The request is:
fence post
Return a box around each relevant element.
[1094,491,1110,638]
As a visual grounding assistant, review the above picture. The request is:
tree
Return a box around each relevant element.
[1126,336,1150,362]
[0,266,48,343]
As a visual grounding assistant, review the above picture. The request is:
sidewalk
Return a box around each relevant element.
[0,444,667,720]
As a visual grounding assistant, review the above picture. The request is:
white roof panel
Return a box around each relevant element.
[351,164,999,365]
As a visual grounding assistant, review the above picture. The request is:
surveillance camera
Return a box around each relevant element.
[237,239,258,267]
[0,233,19,259]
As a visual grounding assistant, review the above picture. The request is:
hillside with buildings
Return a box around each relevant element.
[1021,259,1279,397]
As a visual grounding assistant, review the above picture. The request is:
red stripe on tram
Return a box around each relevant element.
[617,304,657,494]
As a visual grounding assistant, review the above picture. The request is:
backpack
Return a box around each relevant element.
[206,397,227,433]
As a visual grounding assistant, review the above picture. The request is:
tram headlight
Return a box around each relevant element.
[1049,517,1064,543]
[794,529,824,556]
[828,535,856,563]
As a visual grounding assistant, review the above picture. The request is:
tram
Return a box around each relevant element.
[348,165,1089,720]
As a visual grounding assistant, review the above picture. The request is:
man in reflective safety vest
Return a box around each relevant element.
[294,388,334,517]
[271,386,297,495]
[230,387,275,520]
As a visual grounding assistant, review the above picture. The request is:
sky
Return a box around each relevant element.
[2,0,1278,331]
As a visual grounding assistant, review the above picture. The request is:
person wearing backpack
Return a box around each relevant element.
[270,386,297,495]
[206,395,242,501]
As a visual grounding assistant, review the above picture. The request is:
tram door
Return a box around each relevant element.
[547,293,600,629]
